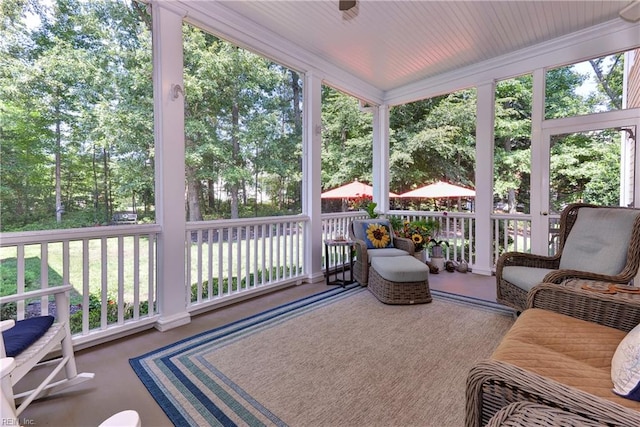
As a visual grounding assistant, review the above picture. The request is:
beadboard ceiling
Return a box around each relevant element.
[205,0,635,93]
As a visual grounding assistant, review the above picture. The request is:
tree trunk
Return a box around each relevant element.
[291,71,302,136]
[55,112,62,223]
[590,57,622,110]
[230,101,240,219]
[102,146,110,223]
[186,162,202,221]
[503,137,517,213]
[92,144,99,223]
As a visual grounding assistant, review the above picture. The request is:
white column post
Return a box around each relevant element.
[474,82,496,276]
[152,3,191,331]
[303,72,325,283]
[372,104,390,214]
[530,68,546,255]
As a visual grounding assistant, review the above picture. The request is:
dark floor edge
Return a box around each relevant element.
[431,289,515,315]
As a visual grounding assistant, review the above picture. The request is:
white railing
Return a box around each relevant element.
[322,210,478,266]
[0,210,549,348]
[491,214,532,263]
[389,210,476,264]
[186,215,308,310]
[0,225,160,345]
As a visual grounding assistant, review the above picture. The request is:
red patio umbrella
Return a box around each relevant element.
[399,181,475,198]
[321,180,399,199]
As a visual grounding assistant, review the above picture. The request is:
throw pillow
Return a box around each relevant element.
[362,221,393,249]
[611,322,640,401]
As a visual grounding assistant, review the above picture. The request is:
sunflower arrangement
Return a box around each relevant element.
[396,219,439,252]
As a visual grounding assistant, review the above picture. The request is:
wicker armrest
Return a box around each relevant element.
[496,252,560,272]
[527,282,640,332]
[543,269,638,285]
[352,239,368,260]
[486,402,604,427]
[351,239,369,285]
[466,360,640,427]
[393,236,415,255]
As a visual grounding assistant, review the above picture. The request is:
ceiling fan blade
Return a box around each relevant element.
[339,0,356,12]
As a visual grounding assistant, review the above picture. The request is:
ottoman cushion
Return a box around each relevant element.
[371,256,429,283]
[367,248,411,259]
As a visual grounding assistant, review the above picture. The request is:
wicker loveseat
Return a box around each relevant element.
[349,219,414,286]
[466,282,640,427]
[496,203,640,311]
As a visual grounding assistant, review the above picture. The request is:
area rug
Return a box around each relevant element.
[130,285,514,427]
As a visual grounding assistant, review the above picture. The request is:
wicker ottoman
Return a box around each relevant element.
[368,256,431,304]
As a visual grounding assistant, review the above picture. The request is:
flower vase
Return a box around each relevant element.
[413,250,427,263]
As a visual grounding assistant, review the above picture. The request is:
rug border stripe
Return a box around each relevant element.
[129,284,360,426]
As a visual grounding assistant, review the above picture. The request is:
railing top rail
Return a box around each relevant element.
[388,210,473,218]
[490,213,534,221]
[0,224,161,246]
[186,214,310,230]
[321,211,368,219]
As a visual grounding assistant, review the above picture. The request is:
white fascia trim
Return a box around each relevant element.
[148,0,187,18]
[174,1,384,105]
[385,19,640,106]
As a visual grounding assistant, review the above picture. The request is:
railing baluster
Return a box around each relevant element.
[17,245,25,320]
[217,229,224,297]
[244,226,251,288]
[40,243,49,316]
[83,239,90,334]
[117,235,124,325]
[186,230,193,301]
[133,235,140,320]
[207,229,214,297]
[148,232,156,316]
[235,226,241,291]
[197,230,203,302]
[101,237,108,330]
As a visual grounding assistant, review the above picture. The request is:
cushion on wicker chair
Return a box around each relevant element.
[491,308,640,411]
[366,247,409,258]
[501,266,556,291]
[2,315,55,357]
[559,208,639,275]
[612,322,640,401]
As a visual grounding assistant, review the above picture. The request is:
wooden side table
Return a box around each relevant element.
[324,239,355,287]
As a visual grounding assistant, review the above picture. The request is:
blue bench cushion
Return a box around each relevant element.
[371,256,429,283]
[2,315,55,357]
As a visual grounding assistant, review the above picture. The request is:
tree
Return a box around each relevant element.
[389,90,476,196]
[0,0,153,230]
[321,86,373,189]
[182,25,302,220]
